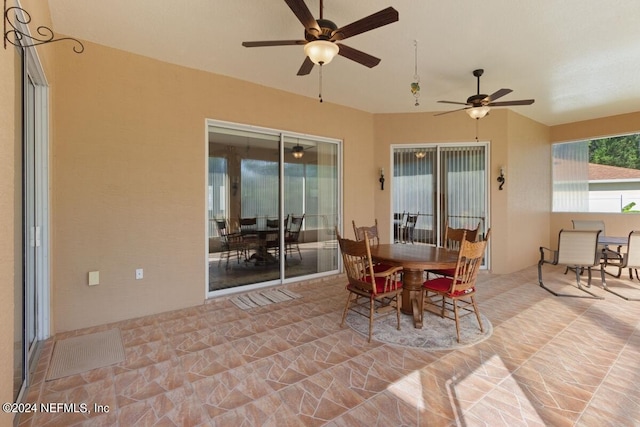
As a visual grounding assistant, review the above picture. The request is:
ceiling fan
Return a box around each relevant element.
[436,69,535,119]
[242,0,399,76]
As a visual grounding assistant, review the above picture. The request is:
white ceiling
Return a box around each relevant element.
[47,0,640,126]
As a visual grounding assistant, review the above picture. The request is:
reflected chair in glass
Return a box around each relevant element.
[601,230,640,300]
[393,212,405,243]
[215,219,246,269]
[402,213,419,244]
[420,235,488,343]
[427,221,482,279]
[538,229,605,299]
[337,230,403,342]
[285,214,304,260]
[572,219,623,277]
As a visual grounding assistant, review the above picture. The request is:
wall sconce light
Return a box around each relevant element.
[231,176,239,196]
[497,166,506,190]
[379,168,385,190]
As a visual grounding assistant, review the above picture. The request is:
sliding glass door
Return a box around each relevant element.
[392,143,489,250]
[207,121,340,295]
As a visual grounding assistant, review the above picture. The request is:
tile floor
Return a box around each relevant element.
[17,265,640,426]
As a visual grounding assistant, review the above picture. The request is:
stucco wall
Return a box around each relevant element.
[51,40,375,332]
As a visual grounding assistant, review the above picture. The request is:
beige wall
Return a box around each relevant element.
[51,40,375,332]
[549,112,640,244]
[372,110,551,274]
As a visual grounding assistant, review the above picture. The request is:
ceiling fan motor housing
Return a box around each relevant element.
[305,19,338,41]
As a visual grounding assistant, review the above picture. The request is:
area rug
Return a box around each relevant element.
[345,311,492,351]
[231,288,302,310]
[46,329,125,381]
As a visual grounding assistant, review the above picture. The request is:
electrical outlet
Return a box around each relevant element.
[135,268,143,280]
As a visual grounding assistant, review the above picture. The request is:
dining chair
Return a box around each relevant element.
[572,219,623,277]
[215,219,246,269]
[420,234,488,343]
[601,230,640,300]
[285,214,304,260]
[427,221,482,279]
[337,229,403,342]
[352,219,382,246]
[402,213,419,244]
[352,219,394,272]
[538,229,604,299]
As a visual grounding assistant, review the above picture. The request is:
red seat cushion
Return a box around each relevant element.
[347,275,402,294]
[372,263,394,273]
[423,277,475,297]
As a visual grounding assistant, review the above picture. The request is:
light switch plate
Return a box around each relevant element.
[88,271,99,286]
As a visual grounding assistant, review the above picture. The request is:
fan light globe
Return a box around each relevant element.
[304,40,339,65]
[466,106,490,119]
[292,145,304,159]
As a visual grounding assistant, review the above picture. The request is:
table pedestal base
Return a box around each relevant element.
[401,269,424,328]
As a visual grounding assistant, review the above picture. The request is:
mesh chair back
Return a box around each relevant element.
[624,231,640,268]
[557,229,601,266]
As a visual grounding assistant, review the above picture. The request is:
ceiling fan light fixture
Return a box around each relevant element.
[292,144,304,158]
[467,106,491,119]
[304,40,339,65]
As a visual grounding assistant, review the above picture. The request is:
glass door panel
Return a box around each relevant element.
[207,123,340,295]
[208,127,280,291]
[283,137,339,280]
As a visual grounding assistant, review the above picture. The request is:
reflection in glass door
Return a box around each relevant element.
[207,122,340,295]
[392,144,488,249]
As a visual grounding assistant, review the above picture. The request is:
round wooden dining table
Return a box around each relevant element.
[369,244,458,328]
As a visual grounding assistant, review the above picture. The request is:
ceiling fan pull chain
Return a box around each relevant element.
[319,65,323,103]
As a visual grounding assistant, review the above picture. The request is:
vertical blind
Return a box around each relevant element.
[552,141,589,212]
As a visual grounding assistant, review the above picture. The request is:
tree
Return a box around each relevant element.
[589,134,640,169]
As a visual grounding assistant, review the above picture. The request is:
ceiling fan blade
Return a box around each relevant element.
[242,40,306,47]
[434,107,469,116]
[336,43,380,68]
[331,7,399,41]
[488,99,535,106]
[297,56,314,75]
[485,88,512,102]
[284,0,321,35]
[437,100,470,106]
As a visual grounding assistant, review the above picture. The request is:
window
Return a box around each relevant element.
[552,133,640,212]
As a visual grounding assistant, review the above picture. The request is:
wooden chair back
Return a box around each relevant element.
[352,219,381,246]
[337,230,377,294]
[450,237,487,295]
[443,221,481,251]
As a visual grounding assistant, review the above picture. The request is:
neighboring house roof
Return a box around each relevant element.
[589,163,640,180]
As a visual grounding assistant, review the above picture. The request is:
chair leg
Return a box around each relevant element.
[601,266,640,301]
[340,292,353,328]
[538,261,604,299]
[395,293,401,331]
[453,300,461,343]
[471,296,484,333]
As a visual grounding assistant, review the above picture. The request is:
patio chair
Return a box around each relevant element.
[420,235,488,343]
[393,212,405,243]
[285,214,304,260]
[601,230,640,300]
[402,213,419,244]
[427,221,482,278]
[337,230,403,342]
[572,219,623,277]
[215,219,246,269]
[538,229,604,299]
